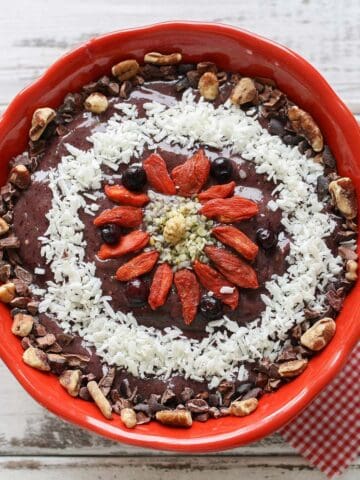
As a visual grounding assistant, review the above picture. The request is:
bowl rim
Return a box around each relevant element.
[0,20,359,452]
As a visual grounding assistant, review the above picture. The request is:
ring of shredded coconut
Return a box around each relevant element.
[35,91,342,388]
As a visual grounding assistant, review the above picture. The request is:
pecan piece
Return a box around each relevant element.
[198,72,219,101]
[287,105,323,152]
[11,313,34,337]
[230,78,257,105]
[300,318,336,351]
[59,369,82,397]
[120,408,137,428]
[230,398,258,417]
[156,409,192,428]
[9,165,31,190]
[144,52,182,65]
[84,92,109,114]
[0,282,16,303]
[87,381,112,419]
[111,59,140,81]
[278,359,308,378]
[328,177,357,220]
[29,107,56,141]
[23,347,50,371]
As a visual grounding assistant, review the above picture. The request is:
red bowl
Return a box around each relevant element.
[0,22,359,451]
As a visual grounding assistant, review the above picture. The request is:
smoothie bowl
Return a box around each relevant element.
[0,22,359,451]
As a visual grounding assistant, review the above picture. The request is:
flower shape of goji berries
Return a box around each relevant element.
[94,149,260,325]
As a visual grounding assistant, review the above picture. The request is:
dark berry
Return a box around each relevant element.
[282,134,302,146]
[100,224,122,245]
[199,295,223,320]
[210,157,233,184]
[316,175,330,201]
[124,278,149,307]
[122,165,147,192]
[256,228,278,250]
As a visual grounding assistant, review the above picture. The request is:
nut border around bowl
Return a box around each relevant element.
[0,21,359,451]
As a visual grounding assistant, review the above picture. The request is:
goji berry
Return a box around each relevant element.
[200,196,259,223]
[205,246,259,289]
[148,263,174,310]
[171,149,210,196]
[115,251,159,281]
[193,260,239,310]
[105,185,149,207]
[174,269,200,325]
[198,181,235,202]
[143,153,176,195]
[98,231,149,260]
[212,225,258,261]
[94,206,142,228]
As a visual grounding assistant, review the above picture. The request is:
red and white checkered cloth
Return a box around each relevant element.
[280,343,360,477]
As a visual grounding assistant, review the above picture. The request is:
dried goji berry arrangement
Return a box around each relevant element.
[2,50,357,430]
[94,148,260,325]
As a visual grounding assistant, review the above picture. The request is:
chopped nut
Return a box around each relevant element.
[328,177,357,220]
[230,77,257,105]
[198,72,219,101]
[338,246,358,261]
[36,333,56,349]
[278,359,308,378]
[0,282,16,303]
[155,409,193,428]
[11,313,34,337]
[84,92,108,114]
[287,105,323,152]
[345,259,358,282]
[197,61,217,75]
[230,398,258,417]
[111,59,140,81]
[9,165,31,190]
[87,380,112,419]
[22,347,50,371]
[59,369,82,397]
[120,407,137,428]
[163,213,186,245]
[0,218,9,236]
[144,52,182,66]
[29,107,56,141]
[300,318,336,351]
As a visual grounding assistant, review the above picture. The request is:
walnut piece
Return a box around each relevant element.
[287,105,323,152]
[230,398,258,417]
[59,369,82,397]
[144,52,182,65]
[230,77,257,105]
[84,92,109,114]
[155,409,193,427]
[9,165,31,190]
[11,313,34,337]
[120,408,137,428]
[0,282,16,303]
[23,347,50,371]
[328,177,358,220]
[163,213,186,245]
[300,318,336,351]
[278,359,308,378]
[87,380,112,419]
[198,72,219,101]
[29,107,56,141]
[111,59,140,81]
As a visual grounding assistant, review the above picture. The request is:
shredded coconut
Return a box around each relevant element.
[36,90,342,386]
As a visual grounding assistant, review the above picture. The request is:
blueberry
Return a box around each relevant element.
[210,157,233,184]
[100,224,122,245]
[256,228,278,250]
[122,165,147,192]
[124,278,149,307]
[199,295,223,320]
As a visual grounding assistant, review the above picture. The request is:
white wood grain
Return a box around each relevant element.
[0,0,359,477]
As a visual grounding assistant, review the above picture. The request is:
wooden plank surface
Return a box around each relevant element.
[0,0,359,477]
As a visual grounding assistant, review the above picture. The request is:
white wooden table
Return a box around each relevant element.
[0,1,359,478]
